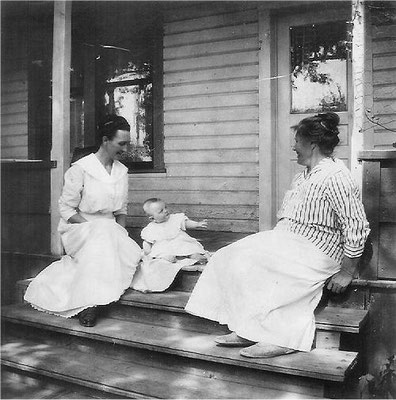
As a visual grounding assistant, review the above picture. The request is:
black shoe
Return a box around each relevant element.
[78,306,98,327]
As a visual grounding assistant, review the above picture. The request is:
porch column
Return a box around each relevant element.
[351,0,373,190]
[258,7,276,230]
[50,1,71,255]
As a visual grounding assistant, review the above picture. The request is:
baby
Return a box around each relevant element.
[130,198,210,292]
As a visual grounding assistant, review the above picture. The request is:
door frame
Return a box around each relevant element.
[258,2,354,230]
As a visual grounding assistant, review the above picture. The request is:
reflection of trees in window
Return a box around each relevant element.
[103,58,154,167]
[290,21,349,113]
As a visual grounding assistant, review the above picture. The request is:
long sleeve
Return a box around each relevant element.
[326,171,370,258]
[58,164,84,221]
[113,174,128,216]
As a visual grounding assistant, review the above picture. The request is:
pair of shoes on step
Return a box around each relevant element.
[215,332,296,358]
[78,306,98,327]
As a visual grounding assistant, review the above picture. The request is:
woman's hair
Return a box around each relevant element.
[293,112,340,156]
[96,114,130,146]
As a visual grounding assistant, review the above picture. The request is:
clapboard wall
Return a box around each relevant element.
[128,2,260,233]
[1,14,29,160]
[371,15,396,149]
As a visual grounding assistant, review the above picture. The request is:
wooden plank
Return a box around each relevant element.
[360,160,381,279]
[2,304,358,382]
[374,100,396,115]
[164,51,258,72]
[3,328,325,399]
[373,84,396,99]
[128,176,258,191]
[1,101,28,115]
[165,93,258,111]
[164,3,257,24]
[165,8,258,35]
[127,217,258,233]
[164,135,258,150]
[164,37,259,60]
[164,65,259,85]
[0,124,28,137]
[1,135,28,148]
[164,148,258,164]
[165,120,259,137]
[164,23,258,48]
[164,107,258,124]
[373,69,396,85]
[1,91,28,105]
[373,55,396,71]
[372,24,396,38]
[0,146,28,159]
[164,78,258,98]
[1,80,27,94]
[165,163,258,177]
[128,190,258,205]
[127,204,259,220]
[372,38,396,55]
[315,332,341,350]
[1,113,28,126]
[378,224,396,279]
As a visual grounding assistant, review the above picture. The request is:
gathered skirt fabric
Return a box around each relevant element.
[24,218,141,318]
[185,229,339,351]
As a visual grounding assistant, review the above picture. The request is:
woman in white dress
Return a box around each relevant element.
[185,112,370,358]
[24,115,141,327]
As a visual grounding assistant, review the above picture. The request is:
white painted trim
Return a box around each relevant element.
[350,0,369,192]
[258,8,276,231]
[50,1,71,255]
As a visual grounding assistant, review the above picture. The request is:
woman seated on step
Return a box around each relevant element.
[131,198,210,292]
[185,112,370,359]
[24,114,141,327]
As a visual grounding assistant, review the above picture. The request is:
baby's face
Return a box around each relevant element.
[149,201,170,223]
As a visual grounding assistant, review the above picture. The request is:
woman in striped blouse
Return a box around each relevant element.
[185,112,370,358]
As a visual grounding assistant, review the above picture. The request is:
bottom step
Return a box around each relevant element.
[2,333,320,399]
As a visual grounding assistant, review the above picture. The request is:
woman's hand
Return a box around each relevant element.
[67,213,88,224]
[326,270,353,293]
[327,255,360,294]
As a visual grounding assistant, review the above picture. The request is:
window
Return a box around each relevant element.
[290,21,349,114]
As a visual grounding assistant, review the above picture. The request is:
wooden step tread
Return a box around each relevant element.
[2,304,358,382]
[121,289,368,333]
[3,335,315,399]
[16,279,369,333]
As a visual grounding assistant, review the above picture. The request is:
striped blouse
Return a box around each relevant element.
[276,157,370,264]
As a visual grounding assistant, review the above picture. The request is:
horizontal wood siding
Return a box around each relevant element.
[128,3,259,233]
[1,12,29,160]
[371,19,396,149]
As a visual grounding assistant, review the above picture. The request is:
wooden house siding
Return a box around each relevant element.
[1,61,28,160]
[371,21,396,149]
[128,3,260,233]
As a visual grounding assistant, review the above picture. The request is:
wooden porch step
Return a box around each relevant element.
[15,278,369,334]
[2,304,358,383]
[3,334,318,399]
[118,289,369,334]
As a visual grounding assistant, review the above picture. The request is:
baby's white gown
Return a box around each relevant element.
[24,154,141,317]
[131,213,207,292]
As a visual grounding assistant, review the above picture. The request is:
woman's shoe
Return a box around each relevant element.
[240,343,296,358]
[78,306,98,327]
[215,332,255,347]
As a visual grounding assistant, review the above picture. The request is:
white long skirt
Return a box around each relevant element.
[185,229,339,352]
[24,216,141,318]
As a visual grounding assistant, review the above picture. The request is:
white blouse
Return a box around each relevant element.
[58,153,128,222]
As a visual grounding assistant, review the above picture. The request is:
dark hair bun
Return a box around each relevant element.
[318,112,340,133]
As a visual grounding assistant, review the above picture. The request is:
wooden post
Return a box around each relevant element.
[50,1,71,255]
[350,0,372,190]
[258,7,277,230]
